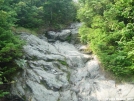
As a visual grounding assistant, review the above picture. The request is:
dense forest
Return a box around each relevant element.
[0,0,77,29]
[0,0,77,98]
[78,0,134,76]
[0,0,134,99]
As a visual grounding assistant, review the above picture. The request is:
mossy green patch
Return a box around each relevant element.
[58,60,68,66]
[65,35,71,42]
[12,27,37,35]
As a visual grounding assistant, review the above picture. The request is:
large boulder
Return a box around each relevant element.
[47,29,71,42]
[46,22,82,43]
[58,29,71,41]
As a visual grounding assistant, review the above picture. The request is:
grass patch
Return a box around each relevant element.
[12,27,37,35]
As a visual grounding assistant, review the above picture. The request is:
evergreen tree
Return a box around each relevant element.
[43,0,76,28]
[0,0,23,97]
[5,0,77,29]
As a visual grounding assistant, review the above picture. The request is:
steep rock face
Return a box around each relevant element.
[11,23,134,101]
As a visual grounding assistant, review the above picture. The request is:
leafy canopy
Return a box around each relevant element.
[77,0,134,76]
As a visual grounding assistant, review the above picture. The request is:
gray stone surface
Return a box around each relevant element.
[69,23,82,44]
[47,22,82,43]
[59,90,78,101]
[58,29,71,41]
[11,23,134,101]
[47,29,71,41]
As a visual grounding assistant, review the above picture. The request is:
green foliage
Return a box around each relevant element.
[2,0,77,29]
[43,0,77,28]
[0,90,9,98]
[78,0,134,76]
[0,10,23,62]
[14,1,44,28]
[0,1,23,97]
